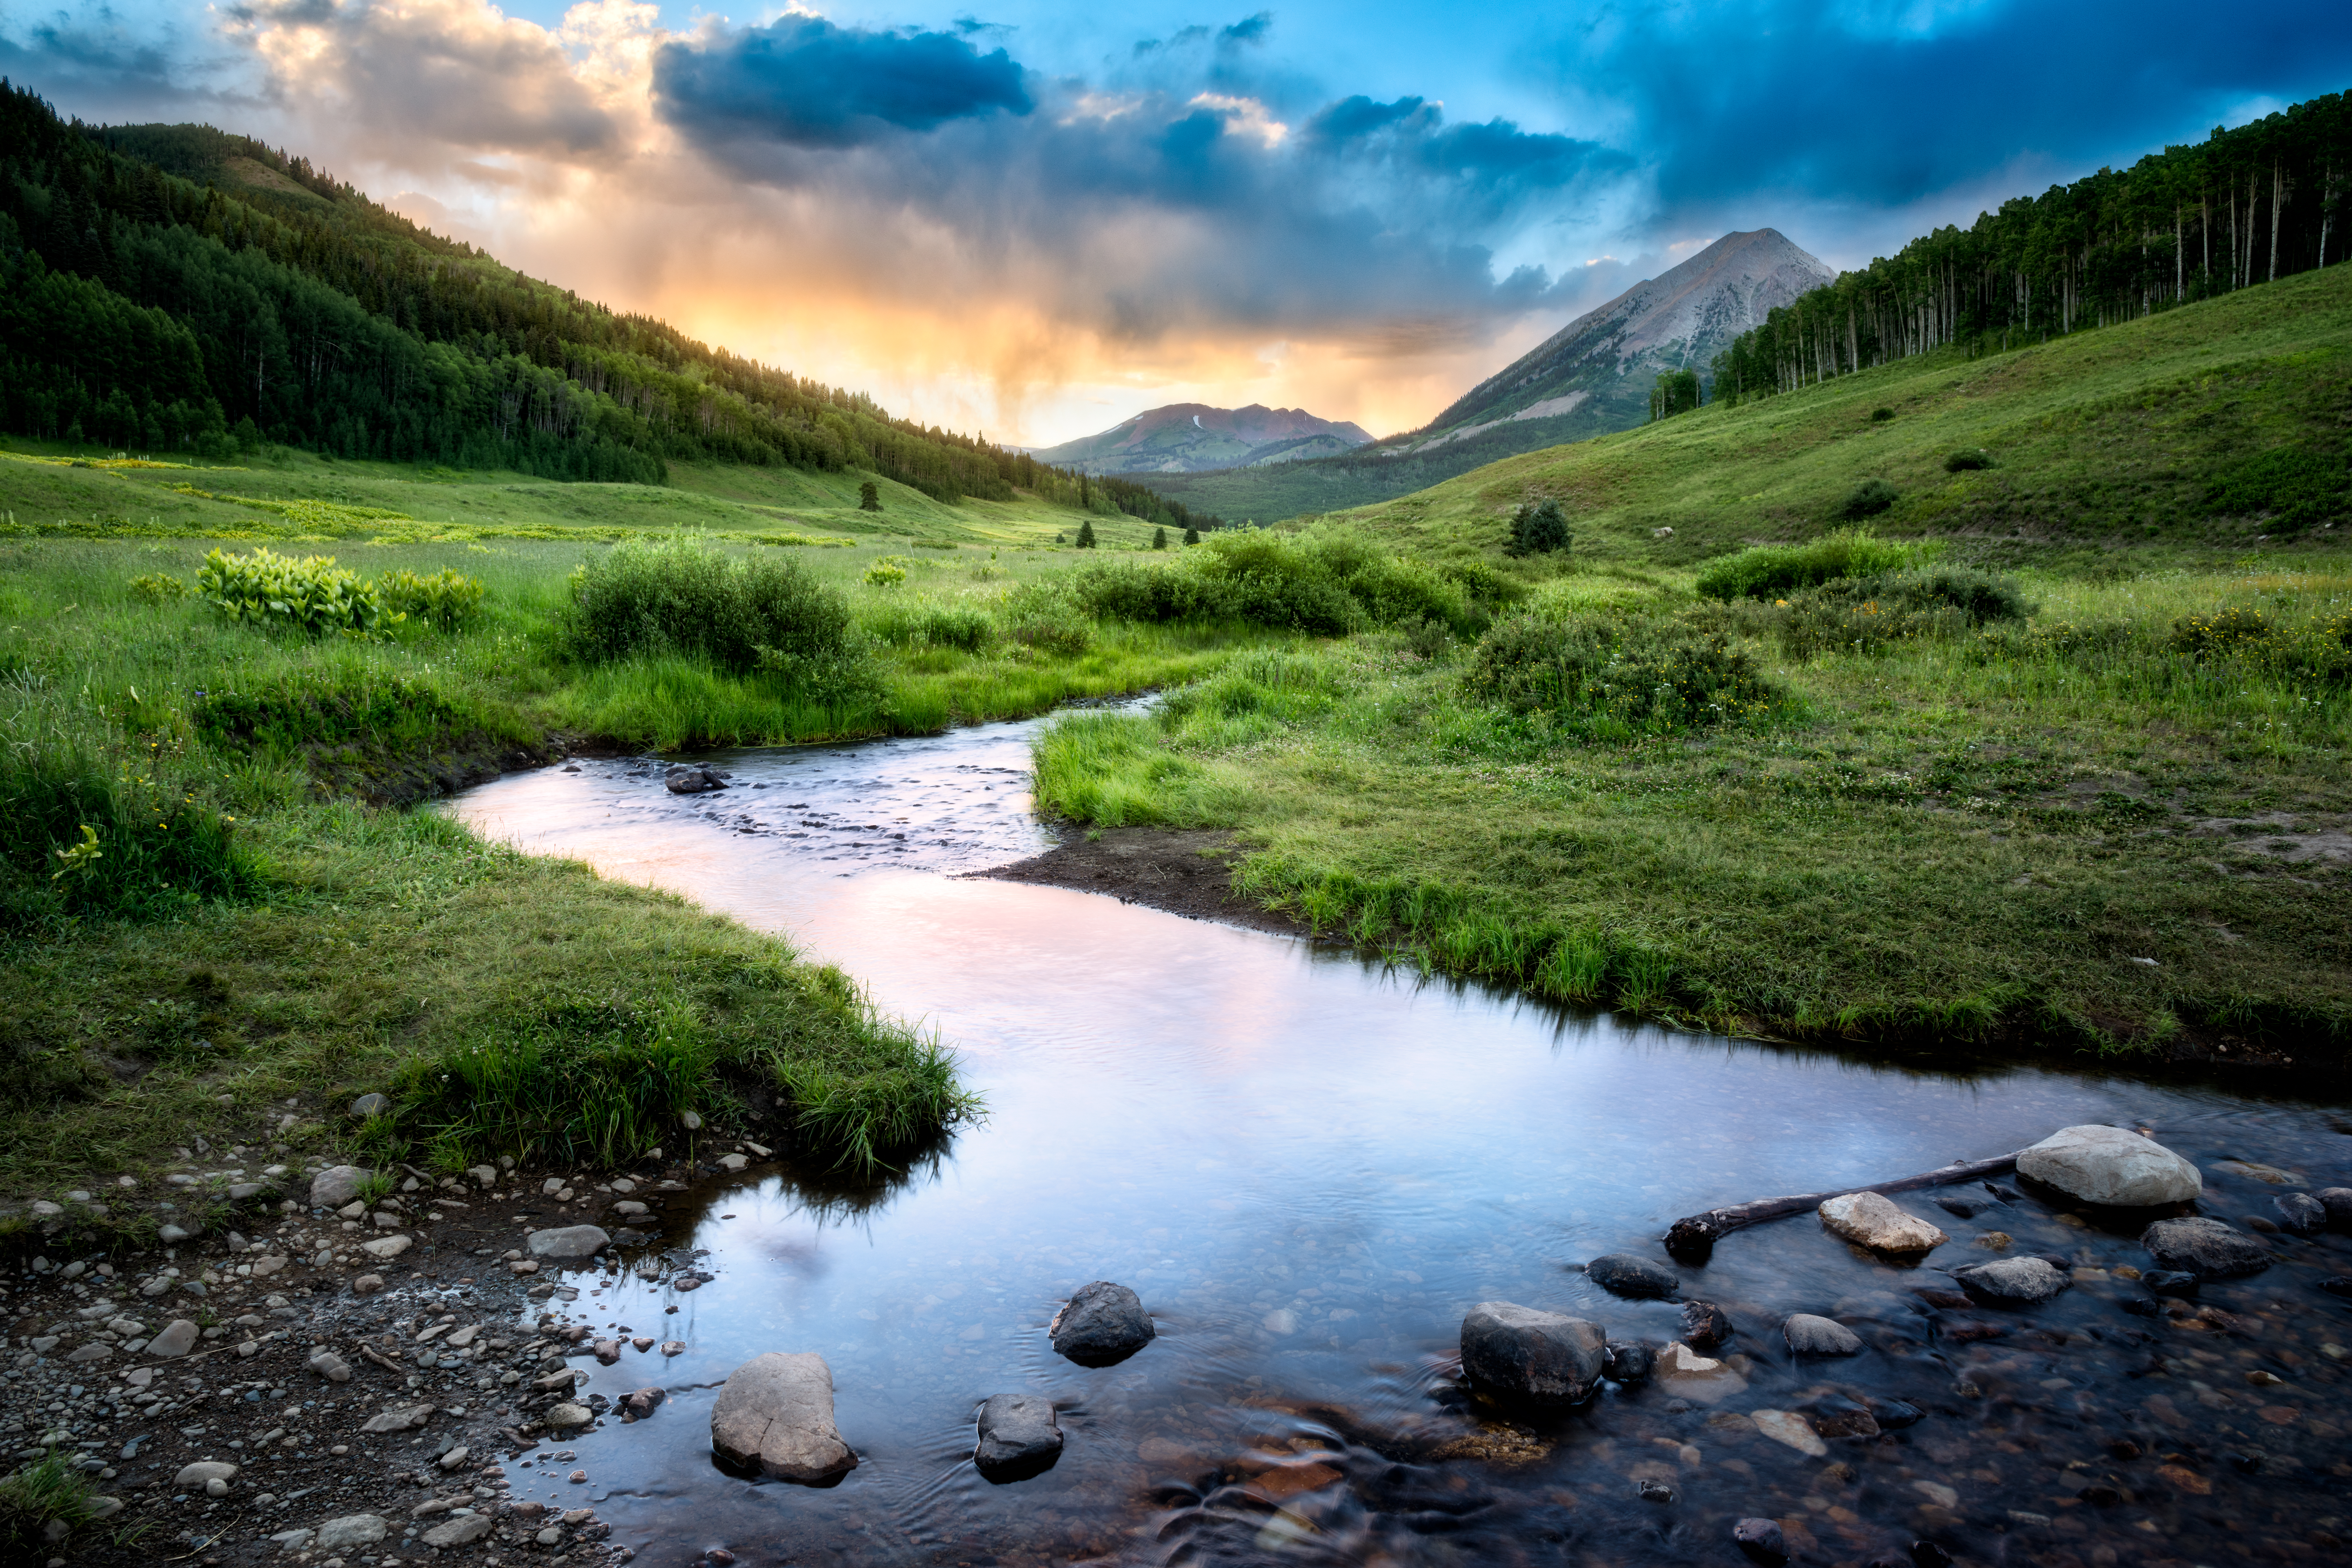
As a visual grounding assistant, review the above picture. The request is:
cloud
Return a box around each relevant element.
[1218,12,1272,46]
[651,15,1031,148]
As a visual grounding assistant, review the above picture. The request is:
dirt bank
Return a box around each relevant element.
[971,827,1311,940]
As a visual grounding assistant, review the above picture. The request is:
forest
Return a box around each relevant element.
[1711,90,2352,398]
[0,80,1238,521]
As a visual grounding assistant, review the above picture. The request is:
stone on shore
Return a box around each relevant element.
[1584,1253,1679,1299]
[710,1352,856,1482]
[174,1461,238,1488]
[1952,1256,2072,1305]
[1651,1341,1747,1404]
[309,1165,370,1209]
[974,1393,1064,1478]
[527,1225,611,1262]
[359,1235,411,1260]
[1459,1302,1607,1406]
[1049,1281,1154,1367]
[545,1403,594,1430]
[1783,1314,1863,1356]
[146,1319,199,1358]
[2018,1124,2202,1206]
[422,1514,494,1547]
[1818,1191,1948,1254]
[313,1515,388,1550]
[348,1094,390,1119]
[307,1349,352,1383]
[2141,1216,2272,1280]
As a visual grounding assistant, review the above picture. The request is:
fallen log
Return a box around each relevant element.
[1663,1151,2023,1263]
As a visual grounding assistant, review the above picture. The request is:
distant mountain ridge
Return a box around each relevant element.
[1032,403,1373,475]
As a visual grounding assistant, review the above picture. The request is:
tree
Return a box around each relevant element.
[1508,497,1570,554]
[858,480,881,512]
[1649,368,1701,421]
[1075,518,1097,549]
[1152,526,1168,550]
[1183,525,1200,545]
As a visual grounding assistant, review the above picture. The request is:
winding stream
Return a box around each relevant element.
[449,713,2352,1568]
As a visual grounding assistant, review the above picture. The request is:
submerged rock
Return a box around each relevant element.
[2274,1192,2327,1235]
[974,1393,1064,1479]
[2142,1270,2200,1297]
[1584,1253,1679,1299]
[2142,1216,2272,1280]
[710,1352,856,1482]
[1679,1300,1732,1350]
[1951,1256,2073,1305]
[1734,1515,1789,1566]
[1459,1301,1607,1406]
[1604,1340,1653,1383]
[1752,1409,1828,1457]
[1819,1191,1948,1255]
[2017,1124,2202,1206]
[1651,1341,1747,1404]
[2318,1188,2352,1231]
[1783,1313,1863,1356]
[1049,1281,1154,1366]
[666,765,728,794]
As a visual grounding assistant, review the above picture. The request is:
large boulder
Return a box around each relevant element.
[1584,1253,1679,1299]
[2317,1188,2352,1231]
[1818,1192,1947,1255]
[309,1166,370,1209]
[974,1393,1064,1479]
[1459,1302,1607,1406]
[1783,1314,1862,1357]
[710,1352,856,1482]
[1951,1257,2072,1306]
[526,1225,610,1262]
[1049,1282,1154,1367]
[2017,1125,2202,1207]
[2142,1216,2271,1280]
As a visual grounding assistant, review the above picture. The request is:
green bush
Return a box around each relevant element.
[558,534,859,679]
[999,579,1096,656]
[1694,528,1916,600]
[2206,446,2349,530]
[128,571,187,605]
[1464,613,1788,738]
[2171,605,2352,683]
[1944,449,1994,472]
[1068,529,1476,635]
[1842,478,1900,519]
[863,556,909,587]
[1508,497,1571,555]
[859,596,995,652]
[1776,566,2032,657]
[377,568,485,631]
[197,548,395,636]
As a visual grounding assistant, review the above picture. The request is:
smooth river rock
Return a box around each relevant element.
[2318,1188,2352,1231]
[710,1352,856,1482]
[1049,1281,1154,1367]
[1651,1340,1747,1404]
[1604,1340,1653,1383]
[2017,1124,2202,1206]
[309,1165,370,1209]
[2274,1192,2328,1235]
[1734,1516,1789,1566]
[146,1319,200,1358]
[1951,1256,2073,1305]
[1783,1313,1863,1356]
[1584,1253,1679,1299]
[422,1514,493,1548]
[2141,1216,2272,1280]
[527,1225,611,1262]
[313,1515,388,1550]
[1819,1191,1948,1254]
[974,1393,1064,1479]
[666,765,727,794]
[1459,1301,1607,1406]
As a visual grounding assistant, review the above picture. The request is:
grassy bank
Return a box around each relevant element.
[1029,269,2352,1063]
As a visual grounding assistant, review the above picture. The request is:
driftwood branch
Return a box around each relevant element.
[1664,1151,2022,1263]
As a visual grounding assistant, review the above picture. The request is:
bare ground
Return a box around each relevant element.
[971,827,1311,939]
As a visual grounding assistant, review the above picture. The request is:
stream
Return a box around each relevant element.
[447,711,2352,1568]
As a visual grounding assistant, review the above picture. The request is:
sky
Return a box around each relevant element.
[4,0,2349,445]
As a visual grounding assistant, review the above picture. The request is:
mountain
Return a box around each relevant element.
[1128,230,1834,522]
[1031,403,1374,475]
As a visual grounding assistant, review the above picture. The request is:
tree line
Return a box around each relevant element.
[0,81,1139,503]
[1712,90,2352,400]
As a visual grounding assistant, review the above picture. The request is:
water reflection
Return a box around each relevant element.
[451,717,2352,1568]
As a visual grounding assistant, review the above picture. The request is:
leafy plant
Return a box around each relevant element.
[558,533,860,679]
[1465,613,1789,737]
[1695,528,1917,600]
[1775,566,2033,657]
[2205,446,2349,530]
[376,568,484,631]
[196,548,396,636]
[1508,497,1571,555]
[1944,448,1994,472]
[1842,478,1900,519]
[127,572,187,605]
[862,557,909,588]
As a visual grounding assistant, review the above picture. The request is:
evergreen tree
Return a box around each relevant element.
[1183,525,1200,545]
[1075,518,1097,549]
[858,480,881,512]
[1508,498,1571,554]
[1152,526,1168,549]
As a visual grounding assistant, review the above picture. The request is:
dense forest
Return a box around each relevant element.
[1713,90,2352,398]
[0,80,1229,514]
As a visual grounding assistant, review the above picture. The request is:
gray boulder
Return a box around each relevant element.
[666,765,727,794]
[2318,1187,2352,1231]
[146,1319,200,1358]
[422,1514,493,1548]
[1783,1314,1863,1357]
[2017,1124,2202,1206]
[710,1352,856,1482]
[309,1166,370,1209]
[974,1393,1064,1479]
[1459,1301,1607,1406]
[1818,1191,1947,1254]
[313,1515,388,1550]
[1951,1257,2073,1305]
[2142,1216,2272,1280]
[1049,1281,1154,1366]
[526,1225,610,1262]
[1585,1253,1679,1299]
[1604,1340,1652,1383]
[2274,1193,2327,1235]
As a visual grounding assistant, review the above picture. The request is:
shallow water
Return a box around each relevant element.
[450,717,2352,1568]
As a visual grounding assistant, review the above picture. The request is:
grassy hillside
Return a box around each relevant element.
[1029,266,2352,1065]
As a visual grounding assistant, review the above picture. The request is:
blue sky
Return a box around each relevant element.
[5,0,2347,440]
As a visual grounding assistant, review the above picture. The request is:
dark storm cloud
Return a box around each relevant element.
[652,16,1032,149]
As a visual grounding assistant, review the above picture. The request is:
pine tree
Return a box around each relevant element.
[1076,518,1097,549]
[1183,525,1200,545]
[1152,526,1168,550]
[858,480,881,512]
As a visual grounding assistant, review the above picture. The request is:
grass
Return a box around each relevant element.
[0,1450,98,1555]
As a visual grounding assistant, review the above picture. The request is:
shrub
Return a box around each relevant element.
[1508,497,1571,555]
[376,568,484,631]
[861,595,995,652]
[1066,529,1475,636]
[999,578,1096,656]
[558,534,859,678]
[1465,613,1788,737]
[128,571,187,605]
[2206,447,2349,530]
[1776,566,2032,657]
[1870,407,1894,422]
[1842,478,1900,519]
[2169,606,2352,683]
[863,556,909,588]
[1944,448,1994,472]
[1695,528,1915,600]
[197,548,395,636]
